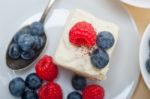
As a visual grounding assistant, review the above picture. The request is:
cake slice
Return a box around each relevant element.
[54,9,119,80]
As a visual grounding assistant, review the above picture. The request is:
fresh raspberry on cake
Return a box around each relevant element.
[38,82,63,99]
[82,84,105,99]
[35,55,58,81]
[69,21,96,48]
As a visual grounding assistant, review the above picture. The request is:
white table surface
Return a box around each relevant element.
[0,0,48,41]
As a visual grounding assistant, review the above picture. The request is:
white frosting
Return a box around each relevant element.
[54,9,119,80]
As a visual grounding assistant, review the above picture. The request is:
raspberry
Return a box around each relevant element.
[82,84,105,99]
[38,82,63,99]
[38,83,48,99]
[35,55,58,81]
[69,21,96,48]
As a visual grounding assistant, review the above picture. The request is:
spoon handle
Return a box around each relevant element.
[40,0,56,24]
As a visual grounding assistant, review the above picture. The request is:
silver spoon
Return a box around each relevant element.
[6,0,56,70]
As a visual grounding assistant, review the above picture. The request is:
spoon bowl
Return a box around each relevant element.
[6,30,47,70]
[6,0,56,70]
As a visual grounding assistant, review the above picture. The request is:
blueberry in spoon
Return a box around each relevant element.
[6,0,56,70]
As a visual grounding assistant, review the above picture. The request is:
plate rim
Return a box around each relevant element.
[120,0,150,9]
[139,24,150,90]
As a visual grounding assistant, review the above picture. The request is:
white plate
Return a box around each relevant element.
[121,0,150,8]
[140,24,150,90]
[0,0,140,99]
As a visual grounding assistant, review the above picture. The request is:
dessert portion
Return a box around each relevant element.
[54,9,119,80]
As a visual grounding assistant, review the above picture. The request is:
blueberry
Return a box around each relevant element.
[21,49,35,60]
[72,75,87,90]
[8,43,20,59]
[18,34,34,51]
[9,77,25,97]
[146,58,150,74]
[25,73,42,90]
[96,31,115,50]
[91,48,109,69]
[14,26,32,42]
[22,89,38,99]
[30,22,44,36]
[67,91,82,99]
[33,36,45,50]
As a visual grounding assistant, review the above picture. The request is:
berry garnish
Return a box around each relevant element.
[18,33,34,51]
[91,48,109,69]
[31,22,44,36]
[67,91,82,99]
[38,82,48,99]
[25,73,42,90]
[146,58,150,74]
[82,84,105,99]
[8,43,20,59]
[69,21,96,48]
[72,75,87,90]
[38,82,63,99]
[22,89,38,99]
[96,31,115,50]
[21,49,35,60]
[9,77,25,97]
[35,55,58,81]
